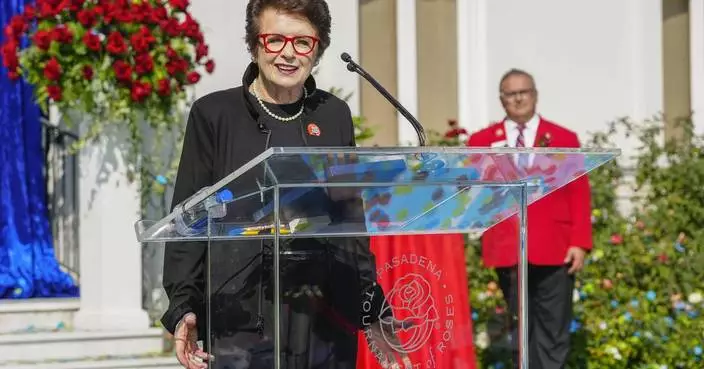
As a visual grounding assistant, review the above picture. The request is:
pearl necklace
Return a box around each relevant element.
[252,79,308,122]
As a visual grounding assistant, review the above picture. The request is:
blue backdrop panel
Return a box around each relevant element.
[0,0,78,298]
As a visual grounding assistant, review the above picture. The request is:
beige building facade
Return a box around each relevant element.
[360,0,459,146]
[359,0,702,146]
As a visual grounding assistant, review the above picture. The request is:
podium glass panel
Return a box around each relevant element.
[136,147,614,242]
[135,147,620,369]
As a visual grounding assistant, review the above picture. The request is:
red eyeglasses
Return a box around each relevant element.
[258,33,320,56]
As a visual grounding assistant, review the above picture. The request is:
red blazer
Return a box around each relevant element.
[466,117,593,267]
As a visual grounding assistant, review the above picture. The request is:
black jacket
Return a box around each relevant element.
[161,64,385,365]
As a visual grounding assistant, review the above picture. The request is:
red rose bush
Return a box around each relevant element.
[1,0,214,211]
[2,0,212,120]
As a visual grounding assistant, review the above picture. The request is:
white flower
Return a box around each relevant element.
[605,346,622,360]
[688,292,702,304]
[591,249,605,261]
[475,331,489,350]
[573,289,580,303]
[478,292,487,301]
[599,321,608,330]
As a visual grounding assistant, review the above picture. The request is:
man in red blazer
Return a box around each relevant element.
[466,69,592,369]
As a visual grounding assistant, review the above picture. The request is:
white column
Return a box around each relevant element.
[396,0,419,146]
[628,0,647,121]
[691,0,704,134]
[456,0,489,132]
[71,114,150,331]
[628,0,664,123]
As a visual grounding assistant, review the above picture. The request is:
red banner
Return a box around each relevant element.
[357,234,477,369]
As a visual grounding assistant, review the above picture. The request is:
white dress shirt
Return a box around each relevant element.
[504,114,540,148]
[504,114,541,168]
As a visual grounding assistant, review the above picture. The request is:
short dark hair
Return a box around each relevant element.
[245,0,332,60]
[499,68,536,92]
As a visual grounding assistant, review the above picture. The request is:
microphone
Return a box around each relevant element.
[340,52,427,146]
[258,122,270,134]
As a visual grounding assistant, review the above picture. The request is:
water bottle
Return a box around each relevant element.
[173,187,234,236]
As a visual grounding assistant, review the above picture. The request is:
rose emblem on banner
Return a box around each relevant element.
[379,273,439,353]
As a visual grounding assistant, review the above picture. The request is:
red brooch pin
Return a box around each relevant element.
[307,123,321,136]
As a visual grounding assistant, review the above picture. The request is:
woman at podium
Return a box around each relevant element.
[161,1,402,368]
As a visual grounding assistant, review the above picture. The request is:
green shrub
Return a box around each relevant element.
[455,117,704,368]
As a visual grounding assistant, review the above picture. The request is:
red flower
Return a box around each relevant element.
[47,85,62,101]
[160,18,181,37]
[166,46,178,59]
[186,71,200,84]
[112,60,132,82]
[130,2,152,23]
[130,26,155,53]
[38,0,69,18]
[100,2,124,24]
[445,128,468,138]
[43,57,62,81]
[195,43,208,61]
[168,0,190,11]
[149,5,168,23]
[68,0,85,12]
[166,58,188,76]
[82,32,101,52]
[114,8,134,23]
[180,14,202,41]
[22,5,36,21]
[204,59,215,74]
[537,132,552,147]
[32,30,52,50]
[82,65,94,80]
[658,253,669,263]
[77,9,96,28]
[4,15,27,41]
[3,27,12,42]
[135,53,154,75]
[106,31,127,55]
[130,80,152,102]
[609,234,623,245]
[157,79,171,96]
[51,26,74,44]
[1,41,19,70]
[93,2,106,17]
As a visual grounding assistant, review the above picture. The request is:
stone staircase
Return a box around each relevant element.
[0,298,180,369]
[0,355,180,369]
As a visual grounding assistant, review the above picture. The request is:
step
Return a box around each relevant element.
[0,328,166,363]
[0,298,79,334]
[0,355,181,369]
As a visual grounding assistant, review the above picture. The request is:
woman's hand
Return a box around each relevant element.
[174,313,210,369]
[365,319,414,369]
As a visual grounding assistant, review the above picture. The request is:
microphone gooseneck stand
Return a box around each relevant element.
[340,52,427,147]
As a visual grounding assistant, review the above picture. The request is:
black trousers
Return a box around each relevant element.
[496,265,575,369]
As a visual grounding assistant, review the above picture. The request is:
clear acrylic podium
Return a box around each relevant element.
[136,146,619,369]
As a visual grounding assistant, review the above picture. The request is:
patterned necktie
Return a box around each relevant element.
[515,124,529,169]
[516,124,525,147]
